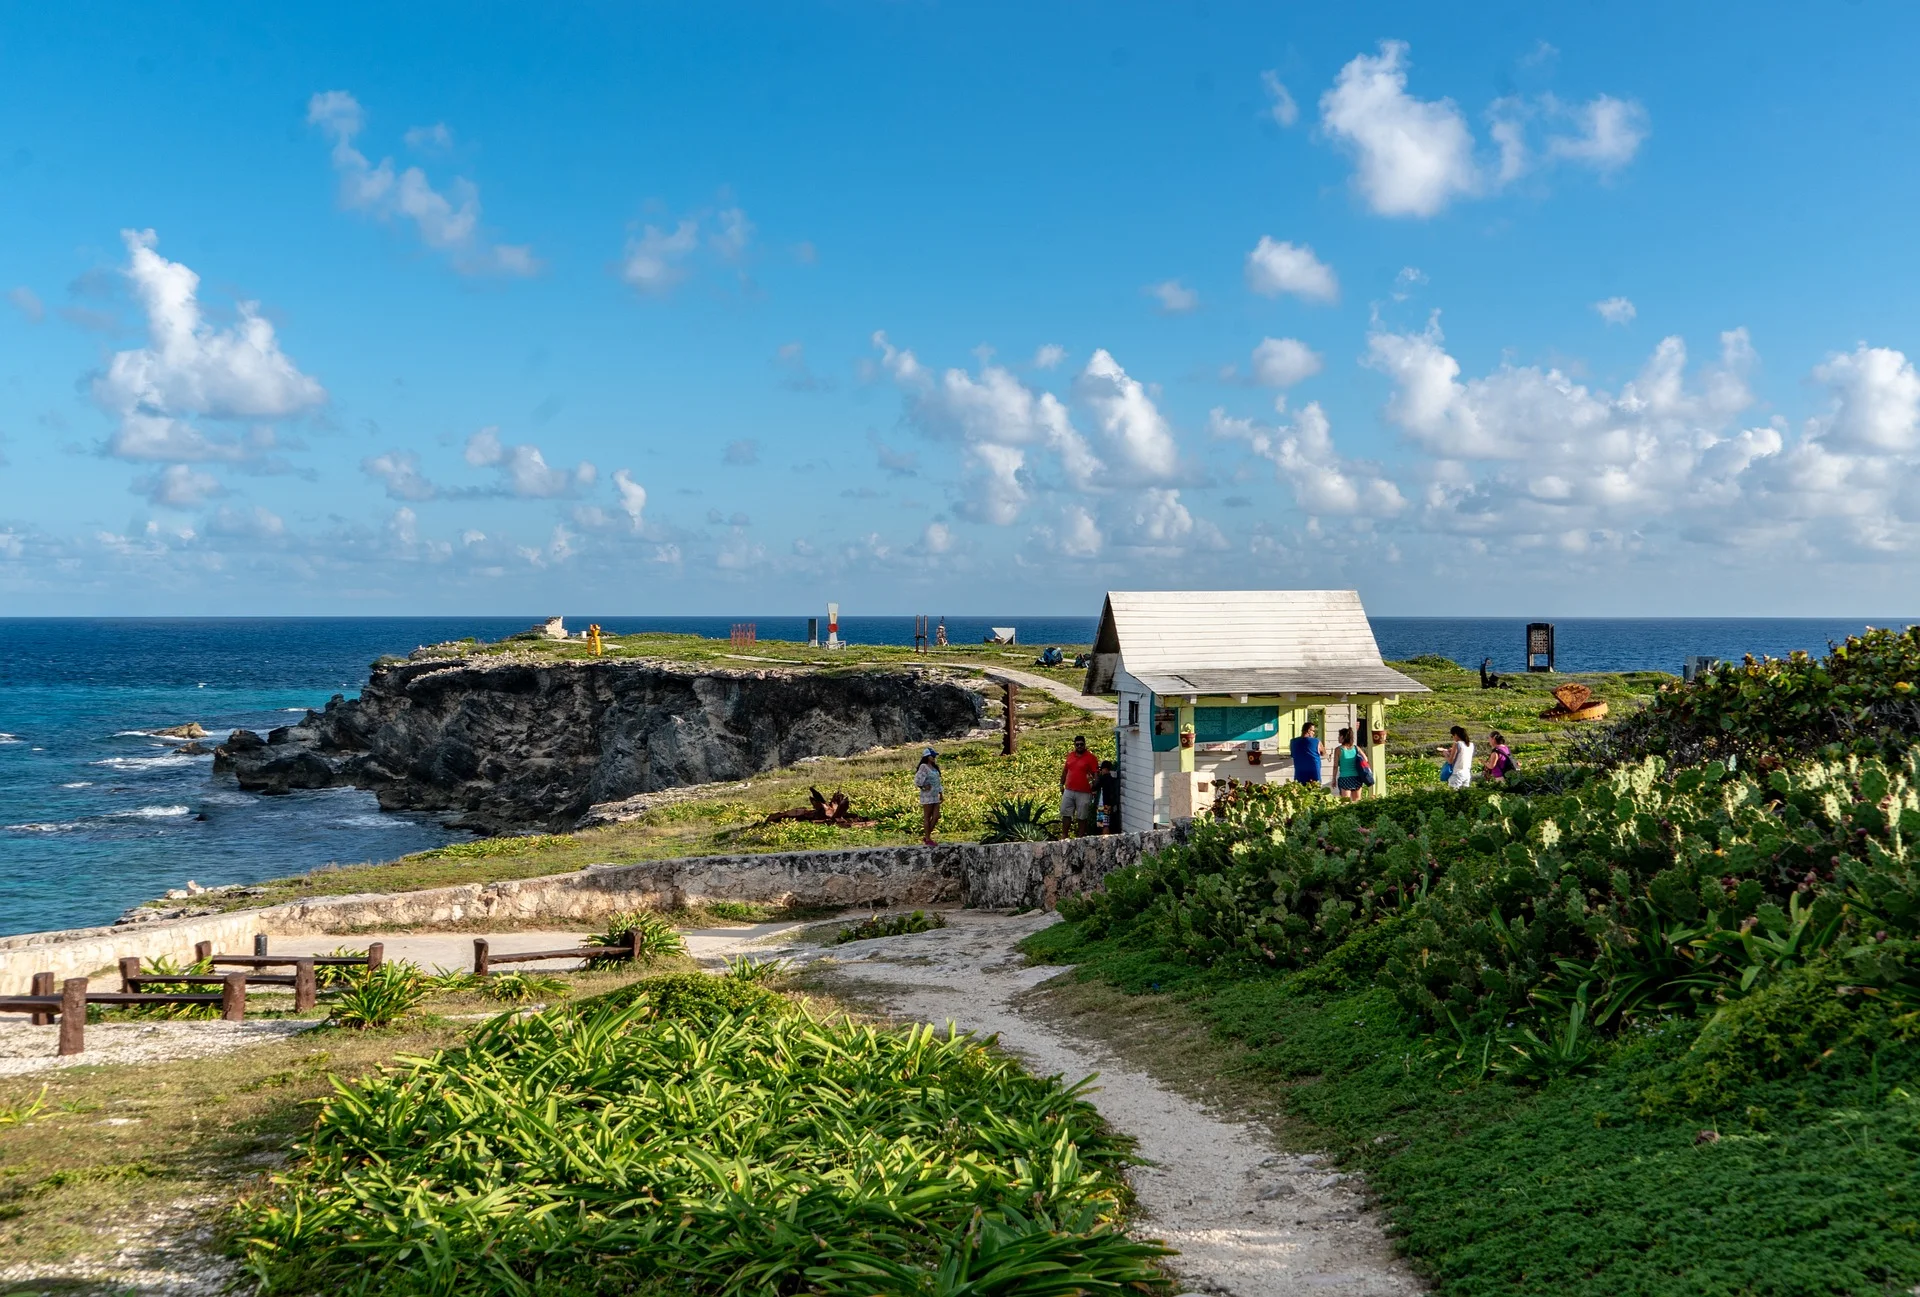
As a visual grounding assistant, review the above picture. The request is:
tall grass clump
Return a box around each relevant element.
[326,962,429,1030]
[233,994,1165,1295]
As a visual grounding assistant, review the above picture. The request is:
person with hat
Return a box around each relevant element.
[913,746,944,845]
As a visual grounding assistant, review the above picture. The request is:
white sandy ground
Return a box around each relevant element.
[0,911,1422,1295]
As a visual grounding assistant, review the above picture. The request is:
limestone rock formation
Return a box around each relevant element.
[214,654,985,834]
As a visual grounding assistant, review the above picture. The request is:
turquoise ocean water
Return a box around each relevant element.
[1,615,1910,936]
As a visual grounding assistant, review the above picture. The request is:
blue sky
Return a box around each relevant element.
[4,2,1920,617]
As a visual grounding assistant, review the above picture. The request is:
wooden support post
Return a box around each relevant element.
[473,938,491,976]
[1002,681,1018,756]
[293,959,317,1012]
[58,978,86,1056]
[222,973,248,1022]
[366,942,384,970]
[627,927,643,963]
[118,956,141,992]
[254,933,269,957]
[193,940,212,963]
[29,971,54,1025]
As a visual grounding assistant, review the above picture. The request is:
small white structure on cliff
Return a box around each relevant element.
[1082,590,1428,828]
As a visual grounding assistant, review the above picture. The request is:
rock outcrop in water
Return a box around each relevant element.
[213,654,986,834]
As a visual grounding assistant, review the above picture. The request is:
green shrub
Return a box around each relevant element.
[479,971,570,1004]
[832,909,947,944]
[327,962,429,1029]
[233,1000,1162,1295]
[586,910,686,965]
[589,972,788,1024]
[981,796,1057,843]
[721,956,794,985]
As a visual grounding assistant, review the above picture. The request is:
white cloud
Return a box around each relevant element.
[1251,337,1324,388]
[1148,279,1199,314]
[206,505,286,540]
[1033,344,1067,370]
[133,464,223,509]
[613,469,648,531]
[1392,266,1428,300]
[1810,345,1920,454]
[1261,71,1299,127]
[307,91,536,276]
[463,427,596,498]
[711,207,753,262]
[622,220,698,293]
[1245,237,1338,303]
[921,521,952,554]
[361,450,437,501]
[1211,403,1404,517]
[1595,296,1637,326]
[1546,94,1650,171]
[7,287,42,322]
[404,122,453,151]
[94,230,324,464]
[1075,350,1180,481]
[1036,503,1103,558]
[1319,41,1477,217]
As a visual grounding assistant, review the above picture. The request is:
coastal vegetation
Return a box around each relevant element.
[1026,627,1920,1294]
[233,983,1164,1296]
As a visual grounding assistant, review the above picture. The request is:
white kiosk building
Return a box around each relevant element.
[1081,590,1428,828]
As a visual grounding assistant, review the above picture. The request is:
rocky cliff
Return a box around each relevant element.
[214,655,985,833]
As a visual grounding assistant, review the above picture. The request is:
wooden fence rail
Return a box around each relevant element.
[0,973,251,1055]
[473,932,638,976]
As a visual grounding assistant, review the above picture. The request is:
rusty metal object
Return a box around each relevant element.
[1541,682,1608,722]
[760,787,877,828]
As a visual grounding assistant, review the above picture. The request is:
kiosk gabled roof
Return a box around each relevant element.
[1080,589,1428,698]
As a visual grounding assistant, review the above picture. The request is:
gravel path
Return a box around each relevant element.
[703,910,1424,1297]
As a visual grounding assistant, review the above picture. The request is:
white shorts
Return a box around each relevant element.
[1060,788,1095,821]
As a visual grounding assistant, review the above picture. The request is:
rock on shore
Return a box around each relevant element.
[213,654,984,834]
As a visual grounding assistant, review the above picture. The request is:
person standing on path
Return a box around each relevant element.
[914,747,943,844]
[1060,735,1100,837]
[1094,759,1122,834]
[1289,720,1323,788]
[1333,727,1371,802]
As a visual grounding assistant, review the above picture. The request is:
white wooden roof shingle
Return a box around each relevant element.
[1082,589,1428,697]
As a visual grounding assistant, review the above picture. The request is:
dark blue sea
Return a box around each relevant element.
[1,615,1911,937]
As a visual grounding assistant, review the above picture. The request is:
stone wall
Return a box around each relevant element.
[0,827,1181,994]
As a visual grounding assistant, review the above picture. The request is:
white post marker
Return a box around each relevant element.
[826,602,842,650]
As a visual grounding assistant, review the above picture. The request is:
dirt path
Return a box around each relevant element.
[974,663,1109,714]
[709,910,1424,1297]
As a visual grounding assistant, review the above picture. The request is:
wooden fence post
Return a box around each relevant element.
[193,940,212,963]
[473,938,490,976]
[29,971,54,1026]
[118,956,141,992]
[58,978,86,1056]
[222,973,248,1023]
[366,942,385,971]
[627,927,642,963]
[293,959,317,1012]
[254,934,269,957]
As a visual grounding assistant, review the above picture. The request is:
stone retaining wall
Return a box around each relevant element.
[0,828,1181,994]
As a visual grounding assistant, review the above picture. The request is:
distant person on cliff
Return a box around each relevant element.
[914,747,943,845]
[1094,759,1121,834]
[1289,720,1323,788]
[1060,735,1100,837]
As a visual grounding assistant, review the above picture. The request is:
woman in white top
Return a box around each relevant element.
[1444,725,1474,790]
[913,747,944,844]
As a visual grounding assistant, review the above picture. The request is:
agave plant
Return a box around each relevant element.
[587,910,687,966]
[980,796,1057,844]
[326,961,427,1029]
[721,956,794,985]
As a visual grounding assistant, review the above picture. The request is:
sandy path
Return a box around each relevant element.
[706,910,1423,1297]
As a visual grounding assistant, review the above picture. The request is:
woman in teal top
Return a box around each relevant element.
[1334,726,1370,802]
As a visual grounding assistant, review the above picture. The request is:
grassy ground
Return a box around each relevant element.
[0,959,692,1287]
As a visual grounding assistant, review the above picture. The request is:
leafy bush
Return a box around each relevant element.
[721,956,794,985]
[112,953,220,1020]
[702,899,767,922]
[1580,624,1920,769]
[832,909,947,944]
[590,972,789,1023]
[586,910,686,965]
[326,962,429,1030]
[981,795,1057,843]
[233,1000,1163,1295]
[479,971,570,1004]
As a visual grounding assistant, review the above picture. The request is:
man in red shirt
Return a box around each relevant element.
[1059,734,1101,838]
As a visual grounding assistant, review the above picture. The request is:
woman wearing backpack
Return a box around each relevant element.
[1333,726,1372,802]
[1483,730,1516,782]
